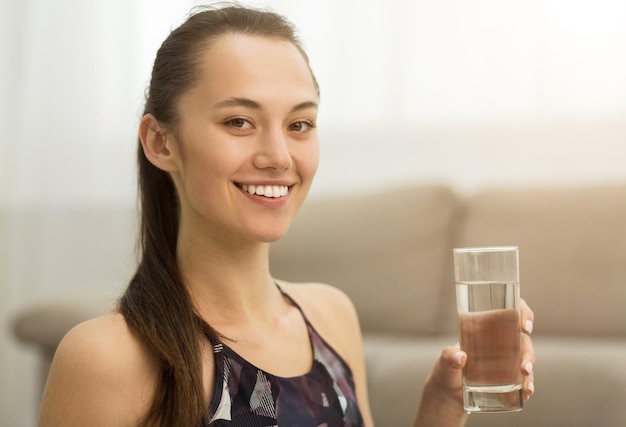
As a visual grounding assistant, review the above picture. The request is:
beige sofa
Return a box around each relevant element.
[13,183,626,426]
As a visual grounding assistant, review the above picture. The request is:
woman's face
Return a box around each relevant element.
[168,34,319,244]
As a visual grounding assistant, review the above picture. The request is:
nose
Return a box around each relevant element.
[253,127,293,171]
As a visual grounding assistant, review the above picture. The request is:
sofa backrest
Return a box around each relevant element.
[270,185,461,335]
[455,184,626,337]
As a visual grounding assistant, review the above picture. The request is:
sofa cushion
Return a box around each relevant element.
[363,334,457,427]
[455,184,626,337]
[270,184,460,335]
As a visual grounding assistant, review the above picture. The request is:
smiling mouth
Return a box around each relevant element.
[240,184,289,198]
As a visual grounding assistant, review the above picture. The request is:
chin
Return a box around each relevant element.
[245,214,297,243]
[256,228,290,243]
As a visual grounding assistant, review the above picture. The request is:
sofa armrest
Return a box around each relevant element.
[12,292,116,355]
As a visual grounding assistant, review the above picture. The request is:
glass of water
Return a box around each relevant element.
[453,246,523,413]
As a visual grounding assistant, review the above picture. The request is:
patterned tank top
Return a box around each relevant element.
[206,291,365,426]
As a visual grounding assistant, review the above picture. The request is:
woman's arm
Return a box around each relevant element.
[413,345,468,427]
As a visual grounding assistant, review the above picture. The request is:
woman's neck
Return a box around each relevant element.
[175,225,280,327]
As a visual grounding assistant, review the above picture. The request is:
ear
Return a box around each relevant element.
[138,114,179,172]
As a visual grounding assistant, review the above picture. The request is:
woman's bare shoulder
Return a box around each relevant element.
[39,312,158,427]
[277,281,362,358]
[279,280,357,319]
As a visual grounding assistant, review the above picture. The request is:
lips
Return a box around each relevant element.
[240,184,289,198]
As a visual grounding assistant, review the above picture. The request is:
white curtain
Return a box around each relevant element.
[3,0,626,204]
[2,0,626,425]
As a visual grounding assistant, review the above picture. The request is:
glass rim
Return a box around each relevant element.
[453,245,518,254]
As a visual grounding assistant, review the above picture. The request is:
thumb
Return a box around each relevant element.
[431,345,466,391]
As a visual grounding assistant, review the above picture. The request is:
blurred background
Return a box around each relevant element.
[2,0,626,425]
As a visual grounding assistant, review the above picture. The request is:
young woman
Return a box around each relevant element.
[38,5,535,427]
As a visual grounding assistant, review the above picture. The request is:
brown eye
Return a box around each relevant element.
[289,120,316,133]
[227,118,253,129]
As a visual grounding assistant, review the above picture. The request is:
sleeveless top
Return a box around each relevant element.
[206,291,365,427]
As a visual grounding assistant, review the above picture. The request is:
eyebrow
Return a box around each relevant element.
[213,97,318,113]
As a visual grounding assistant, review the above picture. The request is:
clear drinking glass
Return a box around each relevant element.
[453,246,523,413]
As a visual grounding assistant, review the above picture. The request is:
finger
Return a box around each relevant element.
[448,343,465,367]
[521,332,536,401]
[431,344,465,391]
[521,332,536,366]
[520,298,534,335]
[523,368,535,401]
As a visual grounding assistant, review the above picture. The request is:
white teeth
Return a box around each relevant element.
[241,184,289,198]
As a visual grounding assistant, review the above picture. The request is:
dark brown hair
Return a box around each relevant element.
[118,4,318,427]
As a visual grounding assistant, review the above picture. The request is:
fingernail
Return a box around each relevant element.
[528,381,535,395]
[525,362,533,374]
[454,351,465,365]
[524,320,533,334]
